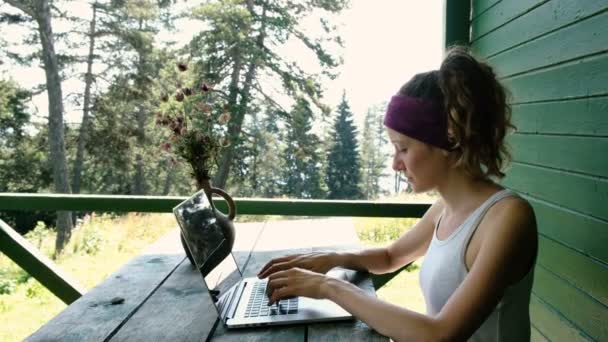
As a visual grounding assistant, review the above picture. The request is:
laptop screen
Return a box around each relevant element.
[173,189,242,303]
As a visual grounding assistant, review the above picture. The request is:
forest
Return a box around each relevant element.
[0,0,403,253]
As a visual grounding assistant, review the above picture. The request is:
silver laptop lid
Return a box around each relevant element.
[173,189,243,316]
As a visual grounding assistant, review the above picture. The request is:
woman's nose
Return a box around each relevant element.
[392,154,404,171]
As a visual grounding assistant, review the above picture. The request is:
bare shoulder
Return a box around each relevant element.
[481,194,538,282]
[486,195,536,235]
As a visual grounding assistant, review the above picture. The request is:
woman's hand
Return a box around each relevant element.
[265,267,330,305]
[257,252,337,279]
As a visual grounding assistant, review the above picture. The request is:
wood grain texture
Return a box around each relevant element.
[503,52,608,104]
[503,163,608,221]
[530,296,591,342]
[107,259,215,342]
[530,324,550,342]
[533,265,608,340]
[511,96,608,136]
[471,0,542,40]
[488,11,608,78]
[25,229,185,342]
[471,0,500,20]
[537,236,608,307]
[509,133,608,177]
[472,0,607,57]
[529,197,608,266]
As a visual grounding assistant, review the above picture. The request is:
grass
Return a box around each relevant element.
[0,213,177,342]
[353,216,427,314]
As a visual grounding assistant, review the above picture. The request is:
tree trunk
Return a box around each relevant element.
[33,0,73,253]
[72,3,97,195]
[132,19,148,195]
[213,2,268,189]
[162,160,174,195]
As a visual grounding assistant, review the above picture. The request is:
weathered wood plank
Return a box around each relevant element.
[108,222,267,341]
[511,96,608,136]
[503,162,608,221]
[0,193,430,218]
[471,0,500,20]
[530,294,592,342]
[533,265,608,340]
[537,236,608,307]
[528,197,608,266]
[471,0,542,40]
[472,0,607,57]
[503,52,608,104]
[530,324,549,342]
[488,11,608,78]
[108,258,214,342]
[509,133,608,177]
[530,295,591,341]
[0,219,83,304]
[25,229,185,342]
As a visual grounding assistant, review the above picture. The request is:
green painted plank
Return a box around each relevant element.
[472,0,607,57]
[503,163,608,221]
[471,0,543,39]
[509,134,608,177]
[537,236,608,307]
[488,11,608,77]
[0,219,83,304]
[532,265,608,341]
[503,53,608,104]
[471,0,500,20]
[529,197,608,269]
[530,295,592,341]
[511,96,608,136]
[0,193,430,218]
[530,325,549,342]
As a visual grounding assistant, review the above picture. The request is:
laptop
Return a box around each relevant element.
[173,188,355,328]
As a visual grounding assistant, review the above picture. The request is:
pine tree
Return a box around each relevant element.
[326,93,363,199]
[359,103,389,199]
[282,98,324,199]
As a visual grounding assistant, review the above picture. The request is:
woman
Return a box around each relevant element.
[258,46,537,341]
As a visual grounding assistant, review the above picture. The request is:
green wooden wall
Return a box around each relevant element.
[470,1,608,341]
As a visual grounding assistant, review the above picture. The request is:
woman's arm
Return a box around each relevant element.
[268,197,537,341]
[258,200,442,278]
[335,200,443,274]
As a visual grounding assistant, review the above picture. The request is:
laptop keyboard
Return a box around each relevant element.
[244,281,299,318]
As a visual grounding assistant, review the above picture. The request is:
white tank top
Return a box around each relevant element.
[419,189,534,342]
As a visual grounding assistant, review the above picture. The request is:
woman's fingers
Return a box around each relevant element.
[258,261,291,279]
[258,255,300,278]
[266,276,289,301]
[268,284,295,305]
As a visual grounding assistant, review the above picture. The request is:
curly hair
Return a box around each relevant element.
[398,46,514,179]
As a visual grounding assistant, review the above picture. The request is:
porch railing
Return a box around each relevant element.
[0,193,431,304]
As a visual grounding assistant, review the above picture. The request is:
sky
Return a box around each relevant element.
[323,1,443,125]
[0,0,443,128]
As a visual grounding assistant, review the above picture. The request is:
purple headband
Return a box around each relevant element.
[383,95,452,150]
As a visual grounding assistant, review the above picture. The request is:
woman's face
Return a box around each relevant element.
[387,127,450,193]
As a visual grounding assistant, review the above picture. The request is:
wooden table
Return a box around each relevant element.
[27,218,388,341]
